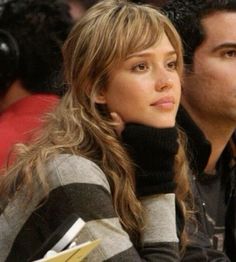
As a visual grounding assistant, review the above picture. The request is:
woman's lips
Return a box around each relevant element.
[150,96,175,110]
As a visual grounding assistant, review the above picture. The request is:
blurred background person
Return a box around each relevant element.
[132,0,170,7]
[0,0,73,171]
[67,0,98,20]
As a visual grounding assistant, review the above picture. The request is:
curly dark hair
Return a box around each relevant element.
[163,0,236,65]
[0,0,73,95]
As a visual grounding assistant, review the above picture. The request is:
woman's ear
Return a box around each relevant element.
[94,90,107,104]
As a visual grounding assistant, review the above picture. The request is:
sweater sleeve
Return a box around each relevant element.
[2,154,179,261]
[139,194,180,261]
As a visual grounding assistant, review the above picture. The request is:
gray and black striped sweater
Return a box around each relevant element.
[0,154,179,261]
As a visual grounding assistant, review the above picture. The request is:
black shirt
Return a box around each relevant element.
[195,163,227,251]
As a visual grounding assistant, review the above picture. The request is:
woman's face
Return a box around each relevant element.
[96,33,181,128]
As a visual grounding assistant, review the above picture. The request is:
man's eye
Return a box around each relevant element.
[132,63,148,72]
[223,50,236,58]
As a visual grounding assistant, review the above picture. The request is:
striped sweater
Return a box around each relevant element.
[0,154,179,261]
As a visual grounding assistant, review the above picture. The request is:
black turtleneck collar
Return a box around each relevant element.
[176,106,211,174]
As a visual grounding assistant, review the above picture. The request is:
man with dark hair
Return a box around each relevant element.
[0,0,73,169]
[163,0,236,261]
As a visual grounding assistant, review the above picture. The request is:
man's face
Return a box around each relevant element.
[182,11,236,126]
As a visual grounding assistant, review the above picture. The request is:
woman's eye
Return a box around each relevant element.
[132,63,148,72]
[167,60,177,70]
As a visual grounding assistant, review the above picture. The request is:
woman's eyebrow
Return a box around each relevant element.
[126,50,177,60]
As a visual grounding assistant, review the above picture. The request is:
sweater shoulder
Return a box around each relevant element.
[46,154,111,193]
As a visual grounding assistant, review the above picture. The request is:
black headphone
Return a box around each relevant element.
[0,0,20,91]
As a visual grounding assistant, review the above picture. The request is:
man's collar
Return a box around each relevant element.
[177,106,212,174]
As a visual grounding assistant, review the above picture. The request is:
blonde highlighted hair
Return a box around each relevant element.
[0,0,190,246]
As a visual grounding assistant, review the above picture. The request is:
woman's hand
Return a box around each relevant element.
[121,123,179,197]
[110,112,125,136]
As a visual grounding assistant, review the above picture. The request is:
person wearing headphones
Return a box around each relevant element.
[0,0,73,170]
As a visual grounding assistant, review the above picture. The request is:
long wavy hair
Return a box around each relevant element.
[0,0,190,246]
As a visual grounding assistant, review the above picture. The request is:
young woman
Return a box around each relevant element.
[0,0,190,260]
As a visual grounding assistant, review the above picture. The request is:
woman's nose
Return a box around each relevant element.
[155,75,174,91]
